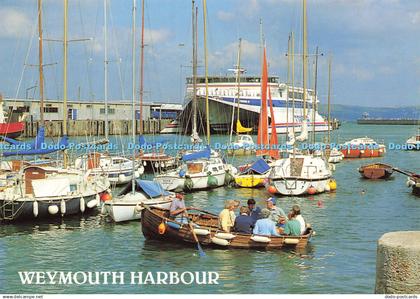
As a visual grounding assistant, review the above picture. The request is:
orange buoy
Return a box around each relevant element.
[307,186,317,195]
[100,192,112,202]
[267,185,277,194]
[158,222,166,235]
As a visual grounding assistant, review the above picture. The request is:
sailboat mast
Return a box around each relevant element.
[104,0,109,140]
[235,38,242,136]
[63,0,68,168]
[291,31,295,157]
[327,56,332,144]
[312,46,319,144]
[302,0,308,119]
[191,0,198,142]
[286,33,290,139]
[38,0,45,124]
[202,0,210,145]
[131,0,137,194]
[229,38,242,144]
[139,0,145,135]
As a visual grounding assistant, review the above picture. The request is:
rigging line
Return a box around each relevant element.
[14,11,38,101]
[77,0,95,101]
[108,0,126,100]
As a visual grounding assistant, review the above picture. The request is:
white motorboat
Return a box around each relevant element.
[0,165,110,221]
[154,147,237,191]
[406,134,420,150]
[227,134,255,156]
[102,179,174,222]
[74,153,144,185]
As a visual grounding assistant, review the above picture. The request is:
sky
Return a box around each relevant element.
[0,0,419,108]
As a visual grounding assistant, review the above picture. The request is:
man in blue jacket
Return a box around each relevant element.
[233,206,254,234]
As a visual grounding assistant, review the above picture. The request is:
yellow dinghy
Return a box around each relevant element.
[234,158,271,188]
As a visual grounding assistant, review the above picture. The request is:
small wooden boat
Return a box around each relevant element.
[358,163,393,179]
[407,174,420,196]
[141,206,312,250]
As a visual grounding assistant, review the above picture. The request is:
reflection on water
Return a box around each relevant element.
[0,124,419,293]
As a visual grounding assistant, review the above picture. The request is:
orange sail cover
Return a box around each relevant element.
[256,47,278,158]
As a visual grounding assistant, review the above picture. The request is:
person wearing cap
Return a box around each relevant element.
[247,198,261,223]
[252,208,280,236]
[219,200,236,232]
[265,197,286,224]
[233,206,254,234]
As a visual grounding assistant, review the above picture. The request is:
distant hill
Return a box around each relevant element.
[318,104,420,121]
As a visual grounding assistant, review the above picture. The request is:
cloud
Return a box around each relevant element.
[409,11,420,24]
[0,7,32,38]
[216,10,235,22]
[144,28,171,45]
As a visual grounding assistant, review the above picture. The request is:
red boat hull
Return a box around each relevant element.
[341,148,385,158]
[0,122,25,138]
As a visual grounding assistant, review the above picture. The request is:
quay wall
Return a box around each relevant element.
[357,119,419,125]
[23,119,172,137]
[375,231,420,294]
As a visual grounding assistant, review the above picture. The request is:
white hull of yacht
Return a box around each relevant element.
[271,177,331,196]
[103,194,173,222]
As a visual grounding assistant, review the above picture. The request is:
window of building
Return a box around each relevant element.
[44,107,58,113]
[100,108,115,114]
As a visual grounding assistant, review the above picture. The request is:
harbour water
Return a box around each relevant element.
[0,123,419,294]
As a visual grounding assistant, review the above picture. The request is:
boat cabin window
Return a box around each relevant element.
[187,163,204,174]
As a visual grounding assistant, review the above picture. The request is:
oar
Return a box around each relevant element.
[184,212,206,257]
[392,167,414,177]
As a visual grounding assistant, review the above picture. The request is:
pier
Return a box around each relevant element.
[375,231,420,294]
[23,119,172,137]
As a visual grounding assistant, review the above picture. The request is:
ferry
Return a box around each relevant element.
[161,75,329,134]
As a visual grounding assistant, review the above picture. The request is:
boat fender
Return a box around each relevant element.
[214,232,236,240]
[48,205,59,215]
[316,186,324,193]
[267,185,277,194]
[60,199,66,215]
[33,201,38,217]
[224,171,234,185]
[160,162,165,168]
[329,179,337,191]
[135,204,143,213]
[79,197,85,213]
[211,237,229,246]
[143,161,147,166]
[100,205,107,215]
[407,180,414,187]
[154,162,159,168]
[167,222,181,230]
[325,183,331,192]
[284,238,300,245]
[307,186,317,195]
[184,177,194,191]
[251,235,271,243]
[134,171,140,178]
[158,222,166,235]
[87,198,99,209]
[193,228,210,236]
[118,174,126,183]
[207,175,218,188]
